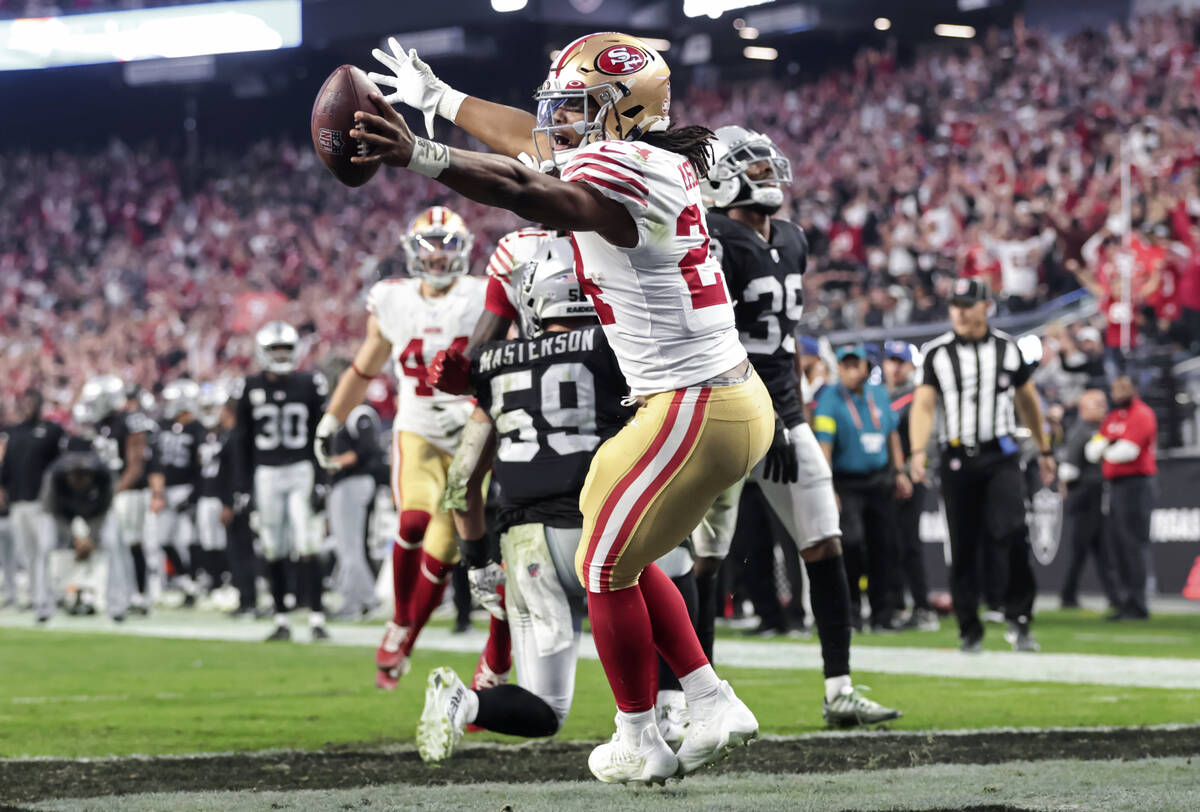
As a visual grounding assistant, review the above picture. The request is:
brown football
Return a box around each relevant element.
[311,64,380,188]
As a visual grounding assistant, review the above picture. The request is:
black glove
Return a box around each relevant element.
[309,483,329,514]
[762,416,798,484]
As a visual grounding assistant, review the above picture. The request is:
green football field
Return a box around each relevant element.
[2,608,1199,758]
[3,607,1200,810]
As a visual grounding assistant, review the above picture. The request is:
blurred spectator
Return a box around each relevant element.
[1057,390,1121,609]
[1087,376,1159,621]
[814,345,909,631]
[882,341,938,631]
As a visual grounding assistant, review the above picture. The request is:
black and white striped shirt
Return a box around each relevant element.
[916,329,1033,448]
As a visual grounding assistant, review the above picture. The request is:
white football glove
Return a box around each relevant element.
[314,413,342,471]
[467,563,506,621]
[368,38,466,138]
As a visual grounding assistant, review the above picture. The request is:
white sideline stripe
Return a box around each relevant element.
[3,611,1199,690]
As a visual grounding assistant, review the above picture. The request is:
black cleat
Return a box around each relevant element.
[265,624,292,642]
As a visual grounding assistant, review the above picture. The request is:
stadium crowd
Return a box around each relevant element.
[4,10,1200,416]
[1,9,1198,632]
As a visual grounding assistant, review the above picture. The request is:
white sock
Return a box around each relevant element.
[825,675,852,702]
[679,665,721,716]
[463,689,480,724]
[273,613,290,628]
[656,689,685,709]
[308,612,325,628]
[616,709,656,746]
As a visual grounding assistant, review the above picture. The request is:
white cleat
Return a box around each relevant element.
[674,681,758,776]
[416,667,470,764]
[655,690,690,750]
[589,715,679,786]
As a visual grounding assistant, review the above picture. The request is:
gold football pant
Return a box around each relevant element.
[391,431,458,565]
[575,372,774,592]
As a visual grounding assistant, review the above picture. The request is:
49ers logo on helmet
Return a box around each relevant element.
[595,45,648,75]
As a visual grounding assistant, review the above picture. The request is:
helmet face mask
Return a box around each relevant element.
[77,374,125,425]
[402,206,473,290]
[533,32,672,169]
[513,238,594,338]
[255,321,300,375]
[703,125,793,214]
[161,380,200,422]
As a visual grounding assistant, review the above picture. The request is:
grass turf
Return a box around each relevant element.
[713,608,1200,659]
[3,627,1200,758]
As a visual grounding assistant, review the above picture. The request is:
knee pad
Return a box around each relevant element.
[399,510,431,544]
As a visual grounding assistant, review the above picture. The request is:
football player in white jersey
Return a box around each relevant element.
[315,206,493,691]
[353,32,772,784]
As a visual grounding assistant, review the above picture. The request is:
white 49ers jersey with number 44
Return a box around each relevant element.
[367,275,486,452]
[561,139,746,396]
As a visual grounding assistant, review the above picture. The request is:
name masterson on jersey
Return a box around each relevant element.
[476,328,598,374]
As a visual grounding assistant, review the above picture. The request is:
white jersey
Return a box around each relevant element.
[367,275,486,453]
[485,227,557,318]
[561,139,745,395]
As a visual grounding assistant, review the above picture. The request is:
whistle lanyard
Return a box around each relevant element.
[842,387,882,433]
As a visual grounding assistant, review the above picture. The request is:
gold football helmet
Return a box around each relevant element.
[533,32,671,167]
[402,205,474,290]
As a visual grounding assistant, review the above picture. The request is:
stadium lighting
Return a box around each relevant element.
[0,0,300,71]
[640,37,671,51]
[934,23,976,38]
[874,17,891,31]
[684,0,775,20]
[743,45,778,61]
[491,0,527,11]
[738,26,760,40]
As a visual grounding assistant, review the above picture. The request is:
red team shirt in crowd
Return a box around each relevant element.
[1099,396,1158,479]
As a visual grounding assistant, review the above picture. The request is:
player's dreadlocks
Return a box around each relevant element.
[641,124,716,179]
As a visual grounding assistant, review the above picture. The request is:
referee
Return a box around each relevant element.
[909,279,1056,652]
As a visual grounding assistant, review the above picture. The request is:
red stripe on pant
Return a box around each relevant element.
[581,390,686,592]
[595,387,710,592]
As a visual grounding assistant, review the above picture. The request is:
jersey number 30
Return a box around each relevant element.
[254,403,308,451]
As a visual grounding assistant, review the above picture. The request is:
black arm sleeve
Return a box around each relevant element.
[235,393,254,494]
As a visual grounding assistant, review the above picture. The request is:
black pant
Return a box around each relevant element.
[891,481,932,611]
[226,509,258,610]
[834,469,897,627]
[1106,475,1155,616]
[939,450,1036,641]
[727,483,806,630]
[1060,485,1120,606]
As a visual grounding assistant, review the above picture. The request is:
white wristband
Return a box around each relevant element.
[436,88,467,123]
[408,137,451,178]
[316,412,342,438]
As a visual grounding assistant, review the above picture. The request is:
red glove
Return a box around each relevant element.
[428,348,472,395]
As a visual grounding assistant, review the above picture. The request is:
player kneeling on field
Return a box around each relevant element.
[415,237,631,763]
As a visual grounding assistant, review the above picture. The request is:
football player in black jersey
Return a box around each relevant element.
[236,321,330,642]
[414,236,639,763]
[700,126,901,726]
[148,380,208,607]
[199,382,256,615]
[75,374,155,619]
